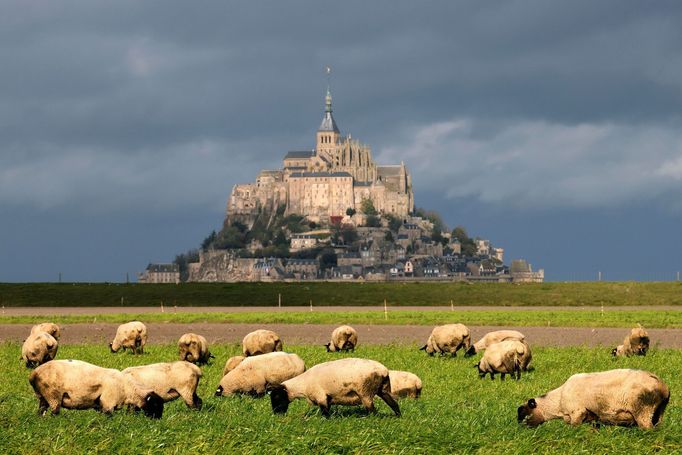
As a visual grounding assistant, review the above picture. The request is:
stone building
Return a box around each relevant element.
[138,263,180,284]
[227,87,414,225]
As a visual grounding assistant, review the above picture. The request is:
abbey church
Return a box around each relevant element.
[227,87,414,224]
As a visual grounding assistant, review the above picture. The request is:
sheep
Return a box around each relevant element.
[222,355,246,377]
[419,323,470,356]
[29,359,164,418]
[178,333,214,365]
[269,358,401,417]
[517,369,669,429]
[110,321,147,354]
[476,339,532,380]
[612,325,650,357]
[242,329,283,356]
[389,370,422,398]
[215,352,305,397]
[22,332,59,368]
[122,361,203,410]
[30,322,61,340]
[465,330,526,356]
[325,325,358,352]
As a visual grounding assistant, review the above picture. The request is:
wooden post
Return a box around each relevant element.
[278,293,281,308]
[601,303,604,317]
[450,299,454,311]
[384,299,388,320]
[160,301,164,313]
[310,300,313,312]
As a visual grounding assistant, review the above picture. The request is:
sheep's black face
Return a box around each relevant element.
[517,399,542,427]
[610,348,618,357]
[109,343,116,353]
[215,385,224,397]
[270,386,290,414]
[464,346,476,357]
[142,392,164,419]
[324,343,331,352]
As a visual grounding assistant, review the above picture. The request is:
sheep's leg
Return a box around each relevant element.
[361,396,376,414]
[37,395,49,416]
[489,372,495,381]
[568,409,588,426]
[634,410,655,429]
[500,373,505,381]
[319,395,332,418]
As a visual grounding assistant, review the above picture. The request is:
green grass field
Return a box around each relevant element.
[1,343,679,454]
[2,281,682,307]
[2,308,682,328]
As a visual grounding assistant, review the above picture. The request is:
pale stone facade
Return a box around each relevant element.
[227,88,413,225]
[138,263,180,284]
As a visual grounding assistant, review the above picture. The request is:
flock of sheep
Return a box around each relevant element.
[20,320,670,429]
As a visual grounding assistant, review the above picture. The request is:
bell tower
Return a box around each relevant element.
[316,67,340,158]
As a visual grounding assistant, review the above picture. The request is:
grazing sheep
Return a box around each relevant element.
[242,329,283,356]
[123,361,203,409]
[518,369,669,429]
[476,339,532,380]
[178,333,213,365]
[389,370,422,398]
[30,322,61,341]
[29,359,164,418]
[465,330,525,356]
[419,324,471,357]
[325,325,358,352]
[22,332,58,368]
[110,321,147,354]
[215,352,305,397]
[269,358,401,417]
[222,355,246,377]
[612,325,650,357]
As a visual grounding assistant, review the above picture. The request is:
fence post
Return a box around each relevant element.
[384,299,388,320]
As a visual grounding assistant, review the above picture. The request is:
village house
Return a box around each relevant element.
[138,263,180,284]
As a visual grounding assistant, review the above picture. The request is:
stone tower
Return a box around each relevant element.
[315,88,340,159]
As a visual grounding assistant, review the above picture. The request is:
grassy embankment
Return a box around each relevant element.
[1,343,679,453]
[1,281,682,307]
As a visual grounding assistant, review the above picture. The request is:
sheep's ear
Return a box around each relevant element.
[528,399,537,409]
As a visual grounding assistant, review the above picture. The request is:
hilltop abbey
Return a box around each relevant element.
[227,87,414,225]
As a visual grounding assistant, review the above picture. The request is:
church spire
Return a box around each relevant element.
[318,66,339,133]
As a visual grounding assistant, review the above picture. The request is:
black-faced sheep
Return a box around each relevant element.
[110,321,147,354]
[465,330,525,357]
[215,352,305,397]
[29,359,164,418]
[325,325,358,352]
[242,329,283,356]
[22,332,58,368]
[178,333,213,365]
[222,355,246,377]
[419,324,470,356]
[476,339,531,380]
[30,322,61,340]
[517,369,669,429]
[123,361,203,409]
[269,358,401,417]
[389,370,422,398]
[612,325,650,357]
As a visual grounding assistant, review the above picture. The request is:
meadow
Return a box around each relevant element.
[1,342,680,454]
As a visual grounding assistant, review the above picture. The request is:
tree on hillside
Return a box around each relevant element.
[360,198,378,216]
[452,225,477,256]
[201,230,217,250]
[365,215,381,227]
[346,207,356,217]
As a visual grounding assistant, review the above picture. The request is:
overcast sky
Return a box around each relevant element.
[2,1,682,282]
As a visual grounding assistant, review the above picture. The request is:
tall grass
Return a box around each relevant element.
[1,343,680,453]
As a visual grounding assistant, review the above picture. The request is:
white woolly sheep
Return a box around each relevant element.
[518,369,669,428]
[465,330,525,357]
[612,325,650,357]
[389,370,422,398]
[419,324,471,356]
[123,361,203,409]
[29,359,164,418]
[476,339,532,380]
[242,329,283,356]
[215,352,305,397]
[178,333,213,365]
[269,358,401,417]
[30,322,61,340]
[110,321,147,354]
[325,325,358,352]
[222,355,246,377]
[22,332,58,368]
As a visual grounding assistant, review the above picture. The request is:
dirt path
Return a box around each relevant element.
[2,323,681,348]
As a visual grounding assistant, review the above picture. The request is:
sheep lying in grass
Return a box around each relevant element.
[476,340,531,380]
[325,325,358,352]
[123,361,203,410]
[419,324,470,356]
[465,330,525,357]
[517,369,669,428]
[612,325,650,357]
[269,358,401,417]
[30,322,61,341]
[29,359,164,418]
[242,329,282,356]
[110,321,147,354]
[215,352,305,397]
[22,332,58,368]
[389,370,422,398]
[178,333,213,365]
[222,355,246,377]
